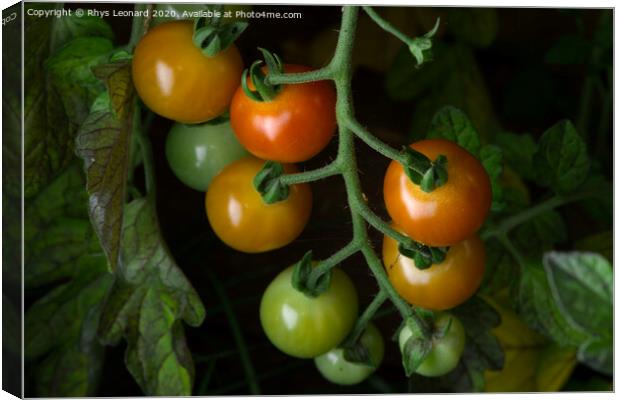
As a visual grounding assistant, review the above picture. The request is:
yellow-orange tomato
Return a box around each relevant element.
[230,64,336,163]
[205,157,312,253]
[383,139,491,247]
[383,226,485,310]
[132,21,243,124]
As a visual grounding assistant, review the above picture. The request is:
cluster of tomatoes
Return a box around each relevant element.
[132,18,492,385]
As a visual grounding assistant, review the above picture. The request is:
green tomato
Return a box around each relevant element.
[165,120,248,191]
[260,266,358,359]
[399,312,466,377]
[314,323,385,385]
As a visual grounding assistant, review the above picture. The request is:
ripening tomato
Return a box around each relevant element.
[165,120,249,191]
[205,156,312,253]
[399,312,465,377]
[383,226,485,310]
[132,20,243,124]
[230,64,337,162]
[260,265,358,358]
[383,139,491,247]
[314,323,385,385]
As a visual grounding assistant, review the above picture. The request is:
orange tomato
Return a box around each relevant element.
[383,226,485,310]
[383,139,491,247]
[230,64,336,162]
[205,156,312,253]
[132,21,243,124]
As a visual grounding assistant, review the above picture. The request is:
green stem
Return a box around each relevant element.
[483,191,600,240]
[345,118,405,162]
[307,240,361,289]
[128,4,149,51]
[134,104,156,197]
[362,6,411,46]
[207,270,260,395]
[343,290,388,347]
[266,66,334,85]
[279,161,341,186]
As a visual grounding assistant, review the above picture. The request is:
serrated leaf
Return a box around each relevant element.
[97,198,205,396]
[543,252,612,339]
[428,106,481,155]
[495,132,537,181]
[76,61,135,272]
[46,37,113,123]
[512,263,588,347]
[479,239,519,296]
[533,120,590,194]
[513,210,567,258]
[49,13,114,51]
[447,8,498,48]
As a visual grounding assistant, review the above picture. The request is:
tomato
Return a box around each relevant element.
[314,323,385,385]
[260,265,358,358]
[132,21,243,124]
[230,64,337,162]
[165,120,249,191]
[205,156,312,253]
[399,312,465,377]
[382,226,485,310]
[383,139,491,247]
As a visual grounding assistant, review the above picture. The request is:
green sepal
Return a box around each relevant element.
[253,161,290,204]
[408,18,440,67]
[241,48,284,102]
[398,241,449,270]
[400,148,448,192]
[401,326,433,377]
[291,251,332,298]
[343,341,375,368]
[192,16,248,57]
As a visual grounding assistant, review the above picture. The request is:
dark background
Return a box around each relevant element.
[24,3,613,395]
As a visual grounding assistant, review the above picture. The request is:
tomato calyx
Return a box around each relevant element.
[400,147,448,193]
[253,161,290,204]
[343,338,375,368]
[241,48,285,102]
[192,7,248,57]
[291,251,332,298]
[400,318,434,377]
[407,18,441,67]
[398,240,449,270]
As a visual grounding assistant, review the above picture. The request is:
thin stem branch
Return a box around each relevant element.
[279,161,341,185]
[343,290,388,347]
[134,104,156,197]
[265,66,334,85]
[308,240,362,288]
[362,6,411,46]
[346,117,405,163]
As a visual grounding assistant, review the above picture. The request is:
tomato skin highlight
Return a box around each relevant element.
[205,156,312,253]
[230,64,337,163]
[383,226,485,310]
[383,139,492,247]
[399,312,466,377]
[314,323,385,385]
[132,21,243,124]
[260,266,359,358]
[165,120,249,191]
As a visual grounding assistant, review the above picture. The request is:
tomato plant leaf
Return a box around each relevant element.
[495,132,537,181]
[513,210,567,258]
[479,239,519,296]
[48,11,114,52]
[479,144,503,211]
[75,61,135,272]
[533,120,590,194]
[543,252,612,340]
[512,263,588,347]
[427,106,481,156]
[98,198,205,396]
[577,338,612,375]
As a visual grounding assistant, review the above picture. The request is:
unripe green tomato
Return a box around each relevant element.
[399,313,466,377]
[260,266,359,359]
[314,323,385,385]
[165,120,249,191]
